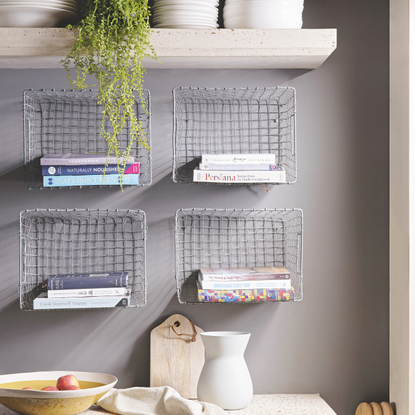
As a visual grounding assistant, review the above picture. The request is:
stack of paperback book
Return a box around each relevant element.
[33,271,131,310]
[41,153,140,187]
[193,153,286,183]
[196,266,294,303]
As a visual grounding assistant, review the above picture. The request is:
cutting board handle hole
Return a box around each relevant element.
[171,319,198,342]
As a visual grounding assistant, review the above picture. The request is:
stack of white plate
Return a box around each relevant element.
[224,0,303,29]
[152,0,219,29]
[0,0,78,27]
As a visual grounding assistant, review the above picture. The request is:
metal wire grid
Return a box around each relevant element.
[23,89,152,189]
[172,87,296,185]
[19,209,147,311]
[174,208,303,304]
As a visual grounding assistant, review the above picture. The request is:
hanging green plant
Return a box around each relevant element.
[62,0,157,188]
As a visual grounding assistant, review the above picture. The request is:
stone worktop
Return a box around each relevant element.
[0,393,337,415]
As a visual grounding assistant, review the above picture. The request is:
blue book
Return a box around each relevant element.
[43,174,139,187]
[47,272,129,290]
[42,163,139,176]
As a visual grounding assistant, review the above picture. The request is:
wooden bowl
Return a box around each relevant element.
[0,371,117,415]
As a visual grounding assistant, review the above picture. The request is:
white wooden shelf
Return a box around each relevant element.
[0,28,336,69]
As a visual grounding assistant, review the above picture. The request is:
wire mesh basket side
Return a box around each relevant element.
[172,87,297,185]
[19,209,147,310]
[23,89,152,189]
[174,208,303,304]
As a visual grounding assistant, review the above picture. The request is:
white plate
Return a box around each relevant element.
[0,0,77,4]
[0,5,77,27]
[0,1,77,11]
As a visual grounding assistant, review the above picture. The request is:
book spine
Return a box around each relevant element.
[200,273,290,281]
[197,277,291,290]
[43,174,139,187]
[40,155,134,166]
[47,272,128,290]
[34,295,131,309]
[197,285,295,303]
[193,168,286,183]
[47,287,129,298]
[199,163,277,171]
[201,154,276,164]
[42,163,139,176]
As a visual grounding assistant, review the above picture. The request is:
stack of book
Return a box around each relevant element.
[33,271,131,310]
[41,153,140,187]
[193,153,286,184]
[196,266,294,303]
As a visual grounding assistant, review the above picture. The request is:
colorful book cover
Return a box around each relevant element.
[40,153,134,166]
[197,273,291,290]
[201,153,276,164]
[196,281,294,303]
[47,272,129,290]
[199,266,290,282]
[193,167,286,183]
[43,174,139,187]
[199,163,277,171]
[47,286,129,298]
[34,291,131,309]
[42,163,139,176]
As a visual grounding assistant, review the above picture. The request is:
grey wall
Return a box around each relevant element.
[0,0,389,414]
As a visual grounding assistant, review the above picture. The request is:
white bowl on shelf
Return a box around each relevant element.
[153,3,218,12]
[154,23,218,28]
[224,14,302,29]
[223,10,300,23]
[155,0,218,5]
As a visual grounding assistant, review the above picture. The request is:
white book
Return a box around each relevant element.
[193,167,286,183]
[198,274,291,290]
[47,287,129,298]
[199,163,277,171]
[33,291,131,309]
[201,153,276,164]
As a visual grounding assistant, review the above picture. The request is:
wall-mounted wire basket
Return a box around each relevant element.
[174,208,303,304]
[172,87,297,185]
[19,209,147,311]
[23,89,152,189]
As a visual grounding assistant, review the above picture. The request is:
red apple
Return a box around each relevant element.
[22,387,35,390]
[56,374,80,391]
[41,386,59,391]
[61,385,80,391]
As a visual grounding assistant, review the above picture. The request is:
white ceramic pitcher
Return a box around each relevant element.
[197,331,253,410]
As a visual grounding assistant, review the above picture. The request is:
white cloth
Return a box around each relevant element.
[97,386,227,415]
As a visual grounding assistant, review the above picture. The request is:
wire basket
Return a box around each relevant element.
[172,87,296,185]
[23,89,152,189]
[19,209,147,311]
[174,208,303,304]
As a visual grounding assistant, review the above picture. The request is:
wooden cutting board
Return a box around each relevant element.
[380,402,394,415]
[355,402,373,415]
[370,402,383,415]
[150,314,204,399]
